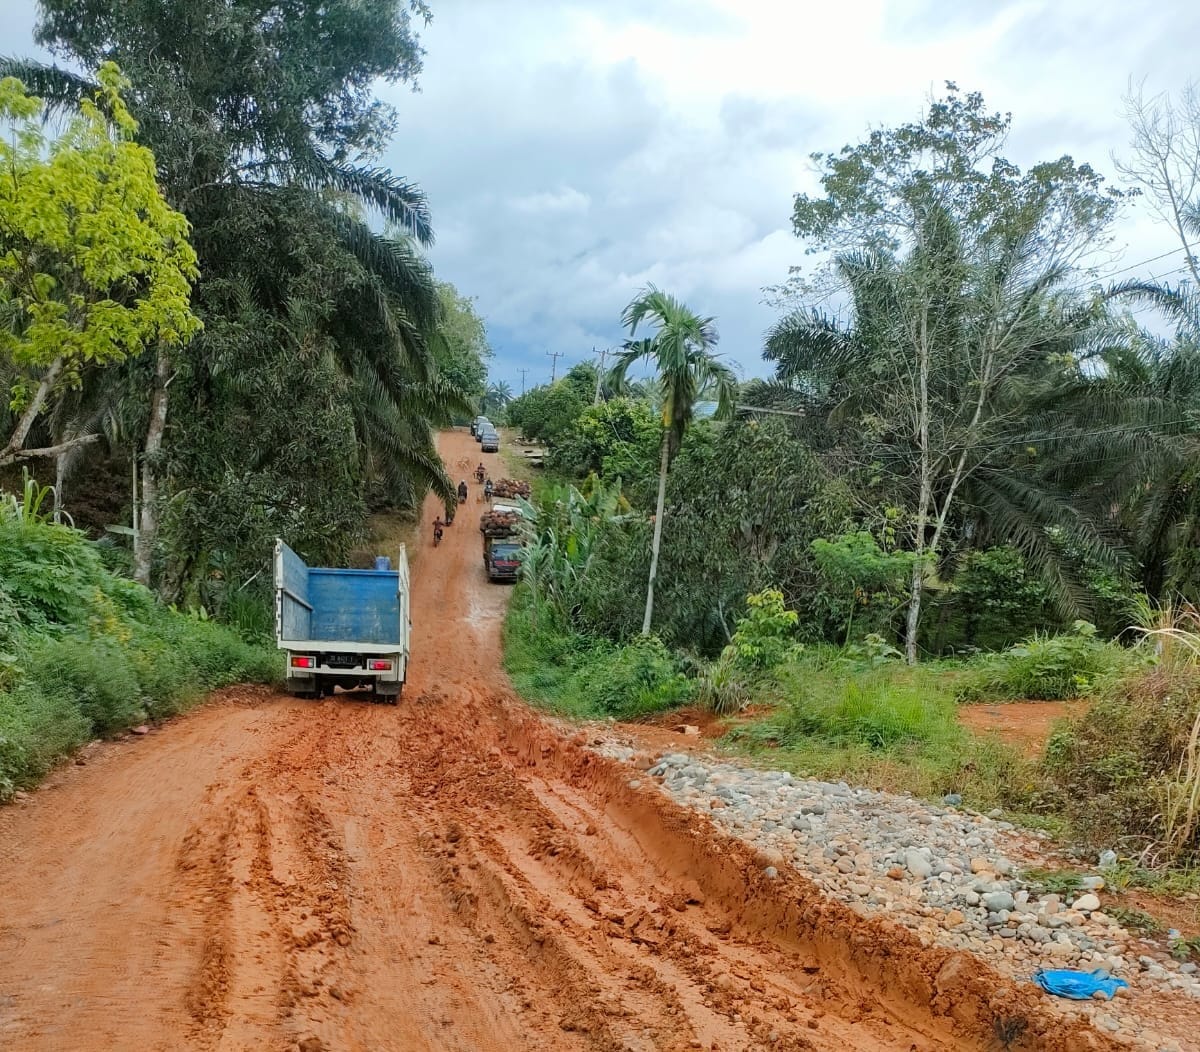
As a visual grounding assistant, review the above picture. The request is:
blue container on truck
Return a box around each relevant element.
[274,539,411,702]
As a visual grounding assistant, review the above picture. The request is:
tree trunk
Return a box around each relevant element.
[0,357,65,467]
[54,450,66,524]
[134,348,171,588]
[641,433,671,636]
[904,543,926,664]
[904,311,932,665]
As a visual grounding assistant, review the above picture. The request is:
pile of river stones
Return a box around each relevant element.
[595,742,1199,1051]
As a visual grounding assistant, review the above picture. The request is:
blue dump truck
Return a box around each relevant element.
[274,539,411,702]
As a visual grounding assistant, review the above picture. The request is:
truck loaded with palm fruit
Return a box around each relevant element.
[479,495,527,582]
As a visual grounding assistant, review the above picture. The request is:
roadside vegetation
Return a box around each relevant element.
[3,0,1200,895]
[0,4,495,793]
[0,0,492,613]
[0,477,278,798]
[500,84,1200,881]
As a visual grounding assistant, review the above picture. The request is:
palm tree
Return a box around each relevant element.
[765,216,1120,659]
[1064,282,1200,602]
[608,286,737,635]
[482,381,513,415]
[0,21,460,587]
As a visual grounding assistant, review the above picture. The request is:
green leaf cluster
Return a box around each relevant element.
[0,65,200,409]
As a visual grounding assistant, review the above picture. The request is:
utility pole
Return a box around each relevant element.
[593,346,609,406]
[546,349,564,382]
[518,367,528,395]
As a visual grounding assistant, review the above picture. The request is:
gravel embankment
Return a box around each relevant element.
[596,740,1198,1052]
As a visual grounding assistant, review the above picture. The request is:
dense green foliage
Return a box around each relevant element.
[958,621,1131,701]
[2,1,485,606]
[0,67,201,467]
[505,366,595,447]
[502,588,693,721]
[0,479,277,797]
[432,281,492,414]
[546,398,659,480]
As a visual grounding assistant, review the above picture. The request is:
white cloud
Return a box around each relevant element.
[4,0,1199,389]
[510,187,591,215]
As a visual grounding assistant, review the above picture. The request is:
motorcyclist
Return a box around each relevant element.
[483,478,494,500]
[474,463,486,483]
[432,515,444,545]
[457,479,469,503]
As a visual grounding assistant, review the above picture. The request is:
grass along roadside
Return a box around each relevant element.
[502,587,694,721]
[502,583,1036,815]
[497,475,1200,895]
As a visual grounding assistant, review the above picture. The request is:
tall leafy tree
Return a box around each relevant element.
[0,66,199,469]
[780,85,1122,661]
[609,286,737,635]
[4,1,466,594]
[431,281,491,409]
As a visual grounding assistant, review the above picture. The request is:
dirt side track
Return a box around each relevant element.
[0,431,1122,1051]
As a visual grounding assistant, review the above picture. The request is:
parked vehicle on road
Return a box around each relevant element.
[474,417,492,442]
[275,540,410,702]
[481,428,499,453]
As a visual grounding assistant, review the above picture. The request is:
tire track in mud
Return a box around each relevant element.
[0,430,1131,1051]
[174,788,352,1047]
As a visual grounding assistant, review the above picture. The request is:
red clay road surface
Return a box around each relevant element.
[0,430,1125,1051]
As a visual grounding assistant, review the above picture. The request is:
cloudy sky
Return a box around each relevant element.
[3,0,1199,391]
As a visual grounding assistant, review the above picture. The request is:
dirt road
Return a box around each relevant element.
[0,430,1121,1051]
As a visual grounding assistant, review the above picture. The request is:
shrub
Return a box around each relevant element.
[810,531,913,645]
[725,589,801,670]
[957,621,1128,701]
[771,674,961,751]
[504,587,694,720]
[586,635,695,720]
[1041,657,1200,859]
[0,495,280,798]
[21,636,144,735]
[0,682,91,797]
[0,514,108,629]
[697,650,753,715]
[925,546,1056,653]
[699,589,802,714]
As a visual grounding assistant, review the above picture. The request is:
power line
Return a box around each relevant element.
[546,350,564,382]
[518,367,528,395]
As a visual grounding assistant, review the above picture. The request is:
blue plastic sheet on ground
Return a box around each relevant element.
[1032,968,1128,1000]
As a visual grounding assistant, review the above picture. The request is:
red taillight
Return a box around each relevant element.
[369,659,393,671]
[291,655,315,669]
